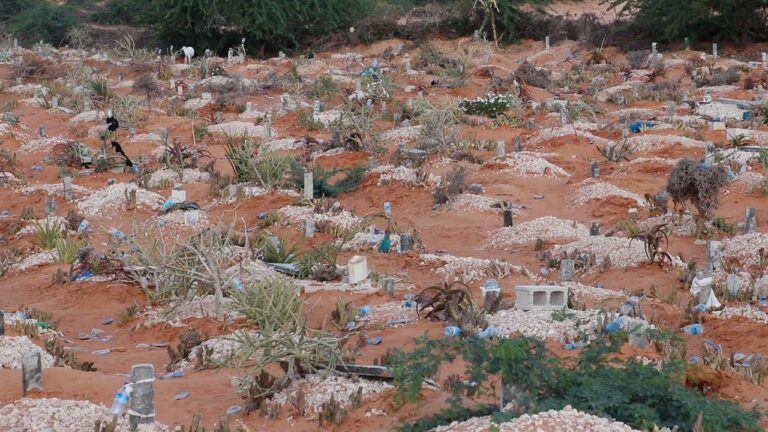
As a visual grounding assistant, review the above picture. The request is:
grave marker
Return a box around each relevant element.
[560,259,575,282]
[513,137,522,152]
[695,268,713,305]
[744,208,757,234]
[712,43,718,59]
[590,221,600,236]
[545,36,550,51]
[503,208,513,227]
[400,233,412,253]
[707,240,722,270]
[495,140,505,157]
[129,364,155,431]
[0,310,4,336]
[382,278,395,296]
[684,37,690,51]
[526,118,535,130]
[62,176,73,202]
[304,218,315,238]
[44,197,55,215]
[727,273,740,297]
[590,160,600,178]
[22,351,42,396]
[38,127,45,137]
[303,172,313,200]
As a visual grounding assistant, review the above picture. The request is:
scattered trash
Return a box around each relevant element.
[680,324,703,335]
[367,336,382,345]
[444,326,462,337]
[92,349,111,356]
[101,318,113,325]
[109,384,132,416]
[174,390,189,400]
[160,370,185,380]
[226,405,242,416]
[533,194,545,199]
[359,305,372,316]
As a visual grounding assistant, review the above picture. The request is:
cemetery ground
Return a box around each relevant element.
[4,15,768,432]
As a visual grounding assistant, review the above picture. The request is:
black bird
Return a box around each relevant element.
[111,141,134,167]
[106,115,119,132]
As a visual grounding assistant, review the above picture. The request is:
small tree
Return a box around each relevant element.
[666,158,729,223]
[132,74,163,110]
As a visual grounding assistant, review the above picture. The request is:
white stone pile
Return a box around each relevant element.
[696,101,745,120]
[721,233,768,268]
[152,209,209,229]
[487,152,570,178]
[487,216,589,247]
[572,179,646,207]
[713,306,768,324]
[358,301,419,329]
[436,406,642,432]
[0,398,168,432]
[16,216,68,236]
[343,228,401,252]
[639,213,696,236]
[732,171,765,193]
[278,205,361,230]
[445,193,502,212]
[419,254,519,283]
[142,295,241,327]
[271,375,392,416]
[625,134,707,152]
[19,135,69,153]
[382,125,422,143]
[527,127,610,146]
[178,331,258,369]
[10,251,56,272]
[207,121,276,139]
[562,281,624,301]
[553,236,648,269]
[76,183,164,217]
[17,183,91,197]
[0,336,55,369]
[487,309,604,342]
[371,165,439,186]
[148,168,211,187]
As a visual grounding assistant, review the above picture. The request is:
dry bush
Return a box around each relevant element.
[11,54,68,81]
[666,158,729,220]
[625,49,650,70]
[515,61,552,89]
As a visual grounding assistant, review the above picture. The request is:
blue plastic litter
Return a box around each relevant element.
[102,318,113,325]
[92,349,111,356]
[404,294,415,301]
[174,391,190,400]
[367,336,383,345]
[629,121,655,133]
[256,212,266,220]
[162,198,181,211]
[743,111,752,121]
[0,210,8,218]
[226,405,242,416]
[432,204,442,210]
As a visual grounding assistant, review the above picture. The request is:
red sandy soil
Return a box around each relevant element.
[3,21,768,432]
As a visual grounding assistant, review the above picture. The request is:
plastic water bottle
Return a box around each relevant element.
[108,227,126,240]
[680,324,703,335]
[619,297,639,316]
[444,326,462,337]
[402,300,414,308]
[475,326,499,339]
[232,277,244,291]
[605,316,625,333]
[109,384,132,416]
[564,341,587,350]
[692,303,708,313]
[359,305,372,316]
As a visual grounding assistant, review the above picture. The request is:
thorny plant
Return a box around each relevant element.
[630,223,673,265]
[414,281,474,324]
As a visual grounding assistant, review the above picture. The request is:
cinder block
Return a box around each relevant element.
[515,285,568,311]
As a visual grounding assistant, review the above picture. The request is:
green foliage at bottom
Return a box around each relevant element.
[390,335,762,432]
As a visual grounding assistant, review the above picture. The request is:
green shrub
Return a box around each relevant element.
[292,162,366,198]
[8,1,79,46]
[33,219,63,250]
[227,275,303,333]
[390,335,762,431]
